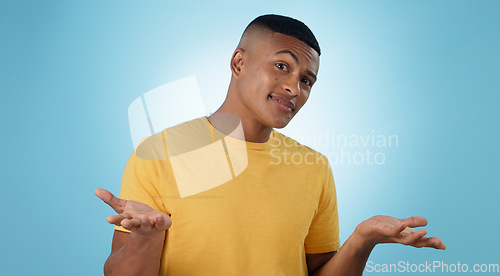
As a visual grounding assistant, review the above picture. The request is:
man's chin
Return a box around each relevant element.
[270,117,292,129]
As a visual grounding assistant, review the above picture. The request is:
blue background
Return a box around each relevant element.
[1,0,498,274]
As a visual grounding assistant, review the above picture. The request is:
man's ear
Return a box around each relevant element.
[230,48,245,78]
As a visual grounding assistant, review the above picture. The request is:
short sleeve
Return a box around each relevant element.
[114,149,166,233]
[304,161,340,253]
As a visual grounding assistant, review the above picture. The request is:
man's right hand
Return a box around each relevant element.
[95,188,172,237]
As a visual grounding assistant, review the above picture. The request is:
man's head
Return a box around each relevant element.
[224,14,320,129]
[240,14,321,56]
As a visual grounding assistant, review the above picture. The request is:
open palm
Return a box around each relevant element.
[356,215,445,250]
[95,188,171,237]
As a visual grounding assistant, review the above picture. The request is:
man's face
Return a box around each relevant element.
[235,32,320,129]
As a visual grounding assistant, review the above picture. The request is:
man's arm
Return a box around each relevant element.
[306,251,336,275]
[103,230,165,276]
[312,216,446,276]
[95,188,171,276]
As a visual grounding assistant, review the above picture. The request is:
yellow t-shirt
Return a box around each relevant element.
[115,117,340,275]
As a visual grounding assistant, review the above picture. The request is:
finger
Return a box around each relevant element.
[140,215,152,231]
[414,236,446,250]
[398,226,416,238]
[95,188,126,213]
[433,239,446,250]
[106,213,131,225]
[411,235,429,248]
[400,229,427,246]
[401,216,428,228]
[154,214,165,228]
[393,222,409,236]
[155,214,171,230]
[121,217,142,230]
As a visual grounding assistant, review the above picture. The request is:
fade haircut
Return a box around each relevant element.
[243,14,321,56]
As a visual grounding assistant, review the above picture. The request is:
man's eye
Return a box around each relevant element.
[301,78,312,86]
[276,63,288,71]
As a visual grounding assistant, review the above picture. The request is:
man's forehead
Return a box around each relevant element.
[239,29,320,72]
[242,28,317,54]
[268,33,320,71]
[269,33,318,56]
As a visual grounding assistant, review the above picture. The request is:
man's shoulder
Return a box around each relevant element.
[272,130,322,153]
[272,130,330,167]
[162,116,208,137]
[134,117,207,160]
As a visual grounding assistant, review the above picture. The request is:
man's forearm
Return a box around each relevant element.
[104,231,166,276]
[312,231,374,276]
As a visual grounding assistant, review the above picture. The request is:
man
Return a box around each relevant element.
[96,15,445,275]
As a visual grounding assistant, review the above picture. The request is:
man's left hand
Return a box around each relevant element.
[353,215,446,250]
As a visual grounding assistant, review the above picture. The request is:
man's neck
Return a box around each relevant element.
[208,109,273,143]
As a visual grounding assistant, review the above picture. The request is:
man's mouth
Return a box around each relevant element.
[269,95,295,112]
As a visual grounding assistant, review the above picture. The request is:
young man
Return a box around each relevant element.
[96,15,445,275]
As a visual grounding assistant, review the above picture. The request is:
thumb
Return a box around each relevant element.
[401,216,428,228]
[95,188,125,213]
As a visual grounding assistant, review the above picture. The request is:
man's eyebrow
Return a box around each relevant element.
[275,50,298,63]
[306,70,317,82]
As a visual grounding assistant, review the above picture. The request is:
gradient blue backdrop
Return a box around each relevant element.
[1,0,499,275]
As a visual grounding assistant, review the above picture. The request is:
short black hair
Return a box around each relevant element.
[244,14,321,56]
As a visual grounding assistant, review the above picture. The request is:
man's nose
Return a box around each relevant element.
[282,76,300,96]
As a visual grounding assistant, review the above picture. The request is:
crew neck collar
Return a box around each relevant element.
[201,116,276,151]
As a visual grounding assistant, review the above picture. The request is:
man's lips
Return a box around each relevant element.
[269,95,295,112]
